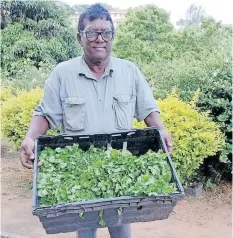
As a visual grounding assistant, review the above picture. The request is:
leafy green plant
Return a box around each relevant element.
[37,145,176,206]
[79,212,84,219]
[98,210,106,226]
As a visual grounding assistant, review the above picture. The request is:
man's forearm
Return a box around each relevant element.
[26,116,49,140]
[144,111,165,129]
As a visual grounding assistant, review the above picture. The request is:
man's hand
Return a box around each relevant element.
[161,129,173,154]
[144,112,173,154]
[20,116,49,169]
[20,137,42,169]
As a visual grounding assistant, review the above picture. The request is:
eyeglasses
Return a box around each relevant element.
[80,30,114,42]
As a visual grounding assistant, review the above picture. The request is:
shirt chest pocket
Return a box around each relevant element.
[63,97,86,131]
[113,94,136,130]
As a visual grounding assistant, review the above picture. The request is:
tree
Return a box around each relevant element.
[177,4,206,27]
[113,5,175,63]
[1,0,82,89]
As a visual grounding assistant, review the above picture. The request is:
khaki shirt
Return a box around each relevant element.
[34,56,159,135]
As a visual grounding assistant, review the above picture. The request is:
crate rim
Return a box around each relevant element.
[32,192,185,213]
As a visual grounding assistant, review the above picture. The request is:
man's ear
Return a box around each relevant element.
[77,33,82,46]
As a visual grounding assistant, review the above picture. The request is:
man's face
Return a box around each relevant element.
[78,18,114,61]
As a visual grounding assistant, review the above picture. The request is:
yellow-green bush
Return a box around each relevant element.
[2,87,224,183]
[133,91,225,183]
[1,86,18,103]
[1,87,58,149]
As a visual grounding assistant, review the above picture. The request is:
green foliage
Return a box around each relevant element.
[118,5,173,42]
[38,145,176,206]
[1,87,58,149]
[176,4,206,27]
[1,86,18,103]
[113,5,175,64]
[133,92,225,184]
[197,65,232,180]
[1,87,42,148]
[1,0,71,29]
[140,55,208,100]
[137,19,232,102]
[1,60,54,90]
[197,65,232,140]
[1,0,82,90]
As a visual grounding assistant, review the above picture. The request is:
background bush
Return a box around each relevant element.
[1,87,59,149]
[1,88,224,183]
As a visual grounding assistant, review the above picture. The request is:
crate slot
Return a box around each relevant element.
[122,141,127,150]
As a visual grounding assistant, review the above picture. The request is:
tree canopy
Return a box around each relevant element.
[1,0,82,88]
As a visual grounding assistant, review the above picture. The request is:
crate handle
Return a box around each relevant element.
[64,137,73,140]
[127,132,135,136]
[79,136,90,139]
[112,134,122,137]
[158,130,184,193]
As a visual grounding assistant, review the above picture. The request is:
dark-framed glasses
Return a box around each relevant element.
[81,30,114,42]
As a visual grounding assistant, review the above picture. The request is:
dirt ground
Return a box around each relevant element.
[1,139,232,238]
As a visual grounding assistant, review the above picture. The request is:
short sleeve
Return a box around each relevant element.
[33,66,62,130]
[133,65,160,121]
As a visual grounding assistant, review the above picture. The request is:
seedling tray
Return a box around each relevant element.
[32,127,184,234]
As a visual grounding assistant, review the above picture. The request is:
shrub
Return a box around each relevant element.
[1,60,54,90]
[1,86,18,103]
[2,88,225,182]
[1,87,58,149]
[197,65,232,182]
[197,65,232,150]
[133,91,225,184]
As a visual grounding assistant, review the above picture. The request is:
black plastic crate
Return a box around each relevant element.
[32,127,184,234]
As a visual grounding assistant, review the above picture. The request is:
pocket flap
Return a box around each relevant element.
[113,94,135,103]
[65,97,85,105]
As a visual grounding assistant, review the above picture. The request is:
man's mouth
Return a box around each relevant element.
[93,47,106,51]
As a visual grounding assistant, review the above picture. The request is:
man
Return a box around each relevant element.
[20,4,173,238]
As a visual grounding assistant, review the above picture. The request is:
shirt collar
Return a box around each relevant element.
[78,55,114,79]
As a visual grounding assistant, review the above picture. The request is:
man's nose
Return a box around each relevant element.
[96,33,104,42]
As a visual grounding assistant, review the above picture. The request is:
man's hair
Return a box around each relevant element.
[78,4,114,32]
